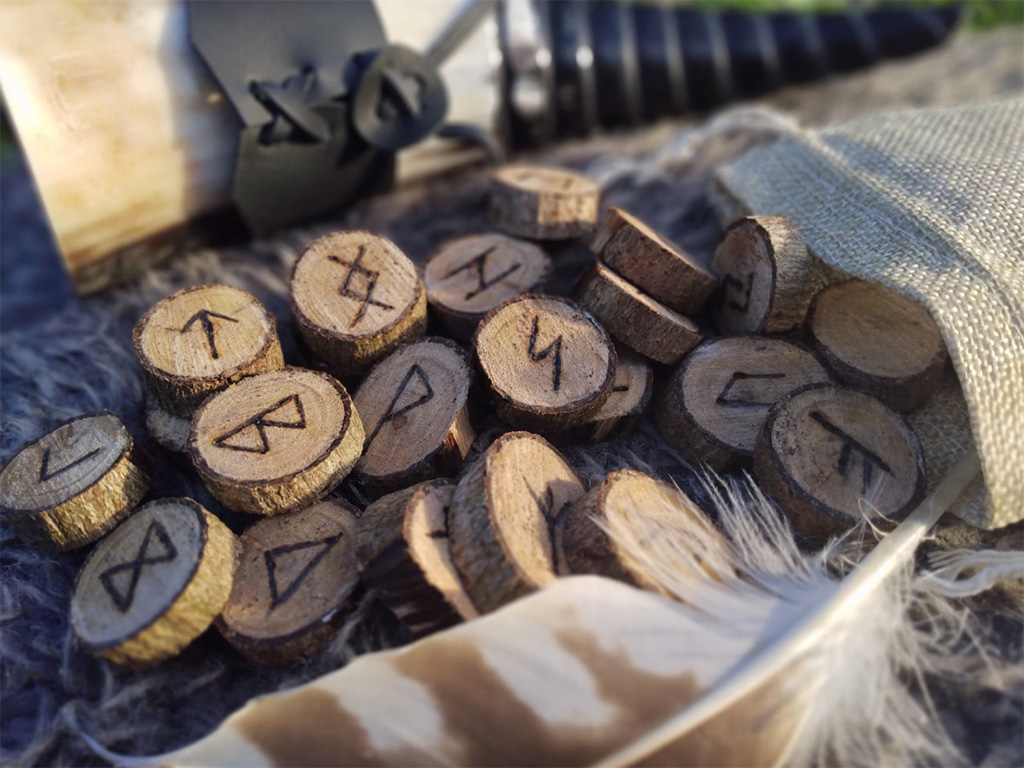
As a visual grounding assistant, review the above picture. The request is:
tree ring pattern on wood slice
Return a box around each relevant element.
[656,337,832,470]
[187,369,364,515]
[754,384,927,538]
[0,412,149,551]
[216,499,360,665]
[489,165,601,240]
[71,498,237,666]
[422,233,552,340]
[474,295,616,431]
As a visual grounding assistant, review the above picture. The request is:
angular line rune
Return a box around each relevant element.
[528,315,564,393]
[99,521,178,613]
[329,246,395,328]
[715,371,787,407]
[441,245,522,300]
[722,272,753,313]
[809,411,895,495]
[526,481,561,562]
[264,532,344,609]
[38,446,102,483]
[366,364,435,446]
[213,394,306,454]
[179,309,239,360]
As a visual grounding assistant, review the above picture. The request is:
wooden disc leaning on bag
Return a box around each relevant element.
[808,279,947,412]
[489,165,601,240]
[474,295,616,432]
[422,233,552,341]
[754,384,927,539]
[0,412,150,551]
[290,231,427,379]
[655,337,832,470]
[70,498,238,667]
[216,499,361,666]
[353,337,475,495]
[187,369,365,515]
[448,432,586,613]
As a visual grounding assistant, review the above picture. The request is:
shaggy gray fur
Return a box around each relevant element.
[2,29,1022,767]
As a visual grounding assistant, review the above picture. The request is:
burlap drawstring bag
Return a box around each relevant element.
[714,99,1024,529]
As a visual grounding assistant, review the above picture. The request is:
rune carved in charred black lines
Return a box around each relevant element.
[722,272,753,314]
[442,245,522,301]
[528,315,563,393]
[213,394,306,454]
[264,533,343,609]
[810,411,894,495]
[715,371,786,407]
[38,446,102,483]
[99,521,178,613]
[329,246,395,328]
[366,364,435,445]
[180,309,239,360]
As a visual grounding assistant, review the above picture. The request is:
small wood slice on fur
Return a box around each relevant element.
[808,280,947,412]
[754,385,927,539]
[712,216,818,334]
[134,284,284,450]
[474,295,616,432]
[557,469,730,592]
[187,370,365,515]
[353,337,475,495]
[70,498,237,667]
[576,262,701,365]
[364,479,479,636]
[489,165,600,240]
[290,231,427,379]
[0,412,149,551]
[216,499,361,666]
[448,432,586,613]
[592,207,718,314]
[422,233,552,341]
[656,337,832,470]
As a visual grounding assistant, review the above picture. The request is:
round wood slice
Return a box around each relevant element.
[576,262,702,365]
[448,432,586,613]
[474,295,616,432]
[0,412,149,551]
[422,233,552,341]
[808,280,947,412]
[290,231,427,379]
[592,207,718,314]
[363,479,479,637]
[133,284,284,418]
[216,498,361,666]
[489,165,601,240]
[187,369,365,515]
[354,484,421,570]
[754,385,927,539]
[712,216,817,334]
[70,497,238,667]
[353,337,475,495]
[557,469,729,592]
[656,337,833,470]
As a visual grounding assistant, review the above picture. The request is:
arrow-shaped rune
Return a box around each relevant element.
[180,310,239,360]
[39,446,102,483]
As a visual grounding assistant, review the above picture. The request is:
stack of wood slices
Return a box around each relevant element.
[0,165,949,669]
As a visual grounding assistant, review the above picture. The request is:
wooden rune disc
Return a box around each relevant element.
[488,165,601,240]
[187,369,365,515]
[448,432,586,613]
[473,295,617,432]
[808,280,947,412]
[557,469,728,592]
[655,337,833,470]
[754,385,927,538]
[70,498,238,667]
[576,262,702,365]
[133,284,284,417]
[712,216,818,334]
[353,337,475,494]
[592,207,719,314]
[216,499,361,666]
[363,480,479,637]
[422,233,552,341]
[0,412,150,551]
[290,231,427,378]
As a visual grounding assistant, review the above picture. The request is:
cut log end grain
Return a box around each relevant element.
[290,231,427,378]
[474,294,616,432]
[754,385,927,539]
[592,207,718,314]
[71,498,238,667]
[489,165,601,240]
[0,412,150,551]
[808,280,947,412]
[216,499,361,666]
[187,369,364,515]
[576,262,702,365]
[423,233,552,341]
[656,337,833,470]
[448,432,586,613]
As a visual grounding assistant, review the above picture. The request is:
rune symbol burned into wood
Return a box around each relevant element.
[366,364,435,445]
[442,245,522,301]
[264,533,343,610]
[722,272,753,314]
[38,445,102,483]
[99,521,178,613]
[528,315,564,393]
[810,411,894,495]
[179,309,238,360]
[329,246,395,328]
[213,394,307,454]
[715,371,786,407]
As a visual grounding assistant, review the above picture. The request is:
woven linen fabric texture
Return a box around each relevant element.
[717,100,1024,529]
